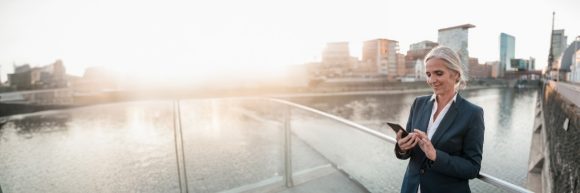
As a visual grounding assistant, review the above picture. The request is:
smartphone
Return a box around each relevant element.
[386,122,408,138]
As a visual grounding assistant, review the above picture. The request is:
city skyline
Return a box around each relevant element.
[1,0,579,83]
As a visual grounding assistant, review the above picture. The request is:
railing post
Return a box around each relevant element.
[283,106,294,187]
[173,100,189,193]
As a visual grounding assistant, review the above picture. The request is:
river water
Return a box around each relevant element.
[0,87,537,193]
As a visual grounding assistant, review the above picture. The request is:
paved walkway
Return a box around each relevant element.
[553,81,580,107]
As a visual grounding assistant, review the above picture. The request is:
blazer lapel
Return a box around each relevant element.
[430,95,463,146]
[418,98,434,133]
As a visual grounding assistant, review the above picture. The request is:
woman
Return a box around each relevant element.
[394,46,485,193]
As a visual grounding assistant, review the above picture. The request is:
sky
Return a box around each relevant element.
[0,0,579,84]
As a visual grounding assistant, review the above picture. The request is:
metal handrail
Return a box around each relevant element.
[267,98,534,193]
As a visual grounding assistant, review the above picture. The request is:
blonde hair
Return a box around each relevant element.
[424,46,468,89]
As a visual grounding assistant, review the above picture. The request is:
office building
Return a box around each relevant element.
[500,33,516,77]
[361,39,399,80]
[438,24,475,76]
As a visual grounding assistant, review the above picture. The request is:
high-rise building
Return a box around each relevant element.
[437,24,475,76]
[405,40,438,79]
[547,12,568,79]
[500,33,516,77]
[361,39,399,79]
[552,29,568,60]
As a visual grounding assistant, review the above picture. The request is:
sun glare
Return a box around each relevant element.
[95,27,312,87]
[126,107,159,144]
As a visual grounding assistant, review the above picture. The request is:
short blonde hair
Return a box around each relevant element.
[424,46,468,89]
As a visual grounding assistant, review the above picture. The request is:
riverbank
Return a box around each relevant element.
[268,84,507,98]
[107,79,524,100]
[0,79,539,117]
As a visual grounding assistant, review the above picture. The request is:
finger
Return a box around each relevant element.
[423,138,433,148]
[399,134,416,150]
[416,138,424,148]
[396,130,402,141]
[410,137,419,149]
[419,138,432,150]
[397,135,409,145]
[413,129,427,139]
[398,138,410,149]
[407,134,420,146]
[413,129,424,135]
[399,132,414,144]
[400,137,412,148]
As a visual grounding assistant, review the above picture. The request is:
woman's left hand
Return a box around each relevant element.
[413,129,437,161]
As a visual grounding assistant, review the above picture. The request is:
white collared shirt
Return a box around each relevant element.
[427,93,458,139]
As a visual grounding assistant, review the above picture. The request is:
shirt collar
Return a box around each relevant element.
[430,92,458,103]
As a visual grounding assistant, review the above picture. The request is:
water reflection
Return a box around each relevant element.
[499,89,516,130]
[289,93,418,134]
[0,102,179,193]
[1,113,70,139]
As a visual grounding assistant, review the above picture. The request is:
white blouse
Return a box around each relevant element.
[427,93,458,139]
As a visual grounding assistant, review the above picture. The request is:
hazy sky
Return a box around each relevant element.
[0,0,579,83]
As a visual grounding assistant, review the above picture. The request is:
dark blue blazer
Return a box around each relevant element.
[395,94,485,193]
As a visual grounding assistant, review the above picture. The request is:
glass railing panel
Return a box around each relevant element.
[178,99,285,192]
[240,99,331,173]
[288,104,408,193]
[289,129,334,176]
[234,98,357,191]
[0,101,180,193]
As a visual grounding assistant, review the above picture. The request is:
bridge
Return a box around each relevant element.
[527,81,580,193]
[0,96,534,193]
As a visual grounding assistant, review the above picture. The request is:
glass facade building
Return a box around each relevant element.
[500,33,515,78]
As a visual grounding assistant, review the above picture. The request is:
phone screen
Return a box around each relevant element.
[387,122,408,138]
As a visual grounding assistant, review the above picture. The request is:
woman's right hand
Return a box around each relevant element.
[396,130,418,152]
